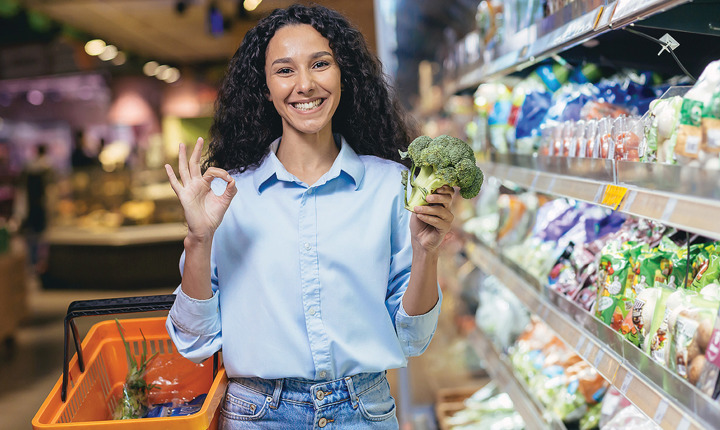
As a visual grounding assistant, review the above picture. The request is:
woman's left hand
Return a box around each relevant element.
[410,185,455,254]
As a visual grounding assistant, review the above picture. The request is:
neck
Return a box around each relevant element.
[276,128,340,185]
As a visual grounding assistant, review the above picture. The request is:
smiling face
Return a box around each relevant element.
[265,24,342,139]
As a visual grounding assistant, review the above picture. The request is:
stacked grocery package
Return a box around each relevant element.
[430,0,720,428]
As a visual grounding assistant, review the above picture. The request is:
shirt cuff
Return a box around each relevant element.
[168,288,222,336]
[395,291,442,357]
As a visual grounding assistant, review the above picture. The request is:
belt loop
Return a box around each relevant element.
[270,379,283,409]
[344,376,359,409]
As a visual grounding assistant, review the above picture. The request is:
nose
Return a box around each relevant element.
[296,68,315,95]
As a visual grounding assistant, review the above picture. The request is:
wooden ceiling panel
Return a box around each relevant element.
[20,0,375,64]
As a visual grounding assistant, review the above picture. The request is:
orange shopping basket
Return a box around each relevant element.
[32,295,227,429]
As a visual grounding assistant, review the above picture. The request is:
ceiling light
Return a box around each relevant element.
[155,65,169,78]
[162,67,181,83]
[243,0,262,12]
[84,39,106,56]
[143,61,159,76]
[98,44,118,61]
[112,51,127,65]
[27,90,44,105]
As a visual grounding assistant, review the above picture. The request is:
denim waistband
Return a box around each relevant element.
[229,372,386,409]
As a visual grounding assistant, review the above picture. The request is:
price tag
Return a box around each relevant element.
[576,336,586,353]
[677,417,690,430]
[601,184,628,210]
[620,372,633,394]
[653,399,668,424]
[583,340,594,358]
[661,198,678,223]
[593,349,605,369]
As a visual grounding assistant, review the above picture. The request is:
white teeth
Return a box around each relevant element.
[293,99,322,110]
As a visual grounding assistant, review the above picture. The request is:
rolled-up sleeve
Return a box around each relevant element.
[166,251,223,363]
[395,288,442,356]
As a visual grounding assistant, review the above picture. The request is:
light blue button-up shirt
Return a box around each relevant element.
[167,135,441,381]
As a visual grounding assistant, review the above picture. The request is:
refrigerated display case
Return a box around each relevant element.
[434,1,720,429]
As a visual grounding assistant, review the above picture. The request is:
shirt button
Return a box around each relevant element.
[307,188,313,194]
[309,307,317,316]
[304,242,311,251]
[319,371,326,378]
[318,417,327,427]
[316,390,325,401]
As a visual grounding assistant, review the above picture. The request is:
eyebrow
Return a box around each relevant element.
[271,51,333,66]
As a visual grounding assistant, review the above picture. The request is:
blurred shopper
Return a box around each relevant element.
[165,5,455,429]
[71,130,99,170]
[17,144,53,275]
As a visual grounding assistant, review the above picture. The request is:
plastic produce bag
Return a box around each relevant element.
[602,405,662,429]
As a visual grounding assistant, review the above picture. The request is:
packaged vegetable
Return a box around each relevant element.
[646,284,676,363]
[702,92,720,153]
[632,287,661,350]
[669,293,720,380]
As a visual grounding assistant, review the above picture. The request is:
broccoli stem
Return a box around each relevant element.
[406,165,448,211]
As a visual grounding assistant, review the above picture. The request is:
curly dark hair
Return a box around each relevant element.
[204,3,416,172]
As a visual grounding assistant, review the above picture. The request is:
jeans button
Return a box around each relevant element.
[316,390,325,401]
[318,417,328,427]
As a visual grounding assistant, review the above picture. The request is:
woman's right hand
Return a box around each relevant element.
[165,137,237,242]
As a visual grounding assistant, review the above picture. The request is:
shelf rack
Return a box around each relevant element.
[468,329,567,430]
[444,0,691,93]
[464,239,720,429]
[478,155,720,241]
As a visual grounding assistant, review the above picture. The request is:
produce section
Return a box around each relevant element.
[432,0,720,429]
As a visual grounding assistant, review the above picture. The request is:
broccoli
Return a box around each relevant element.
[399,135,483,211]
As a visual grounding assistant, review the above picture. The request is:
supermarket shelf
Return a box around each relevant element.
[465,239,719,430]
[468,328,566,430]
[46,222,187,246]
[445,0,690,92]
[479,157,720,241]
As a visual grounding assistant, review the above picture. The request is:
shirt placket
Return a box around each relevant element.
[299,187,332,380]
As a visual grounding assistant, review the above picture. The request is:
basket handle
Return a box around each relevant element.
[62,294,220,402]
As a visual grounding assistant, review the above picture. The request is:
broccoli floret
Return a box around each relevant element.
[399,135,484,211]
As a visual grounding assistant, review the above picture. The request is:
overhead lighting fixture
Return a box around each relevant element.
[162,68,181,83]
[27,90,44,105]
[143,61,159,76]
[112,51,127,66]
[243,0,262,12]
[84,39,106,56]
[155,64,169,77]
[98,44,118,61]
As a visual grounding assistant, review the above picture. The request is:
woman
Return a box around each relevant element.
[165,4,455,429]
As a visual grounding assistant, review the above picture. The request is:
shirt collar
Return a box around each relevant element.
[252,134,365,193]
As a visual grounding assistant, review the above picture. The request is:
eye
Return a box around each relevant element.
[276,67,293,75]
[313,60,331,69]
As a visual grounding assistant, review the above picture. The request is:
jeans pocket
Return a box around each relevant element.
[357,378,396,422]
[221,381,269,421]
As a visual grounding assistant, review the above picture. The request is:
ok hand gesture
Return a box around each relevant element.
[165,137,237,242]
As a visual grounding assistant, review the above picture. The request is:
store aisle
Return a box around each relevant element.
[0,276,171,430]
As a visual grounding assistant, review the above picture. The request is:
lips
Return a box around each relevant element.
[291,98,324,111]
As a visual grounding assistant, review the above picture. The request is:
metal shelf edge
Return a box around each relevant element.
[465,240,716,430]
[468,329,565,430]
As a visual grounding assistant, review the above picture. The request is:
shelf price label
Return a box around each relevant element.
[601,184,628,210]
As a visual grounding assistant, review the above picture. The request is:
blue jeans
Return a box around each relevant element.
[219,372,398,429]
